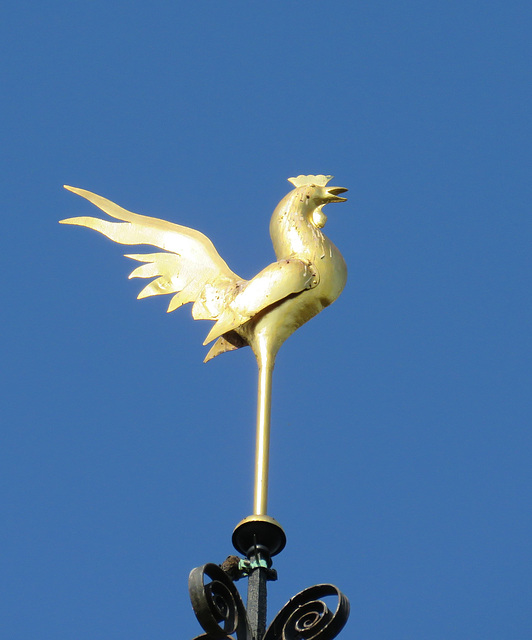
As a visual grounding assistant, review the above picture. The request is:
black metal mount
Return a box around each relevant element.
[188,515,349,640]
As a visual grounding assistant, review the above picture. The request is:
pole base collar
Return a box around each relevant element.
[232,515,286,557]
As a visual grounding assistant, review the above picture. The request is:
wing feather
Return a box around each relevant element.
[62,186,225,257]
[60,186,242,318]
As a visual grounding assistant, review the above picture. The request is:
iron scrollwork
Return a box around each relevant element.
[189,563,251,640]
[263,584,349,640]
[189,563,349,640]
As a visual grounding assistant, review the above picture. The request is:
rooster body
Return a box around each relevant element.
[61,175,348,368]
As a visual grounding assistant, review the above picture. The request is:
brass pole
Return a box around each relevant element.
[253,360,274,515]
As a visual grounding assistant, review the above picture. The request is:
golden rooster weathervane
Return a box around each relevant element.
[60,175,348,518]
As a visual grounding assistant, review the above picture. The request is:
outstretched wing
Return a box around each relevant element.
[60,186,242,316]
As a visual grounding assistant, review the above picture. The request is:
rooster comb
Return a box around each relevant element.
[288,175,334,188]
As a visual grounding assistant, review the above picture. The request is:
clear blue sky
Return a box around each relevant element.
[2,2,531,638]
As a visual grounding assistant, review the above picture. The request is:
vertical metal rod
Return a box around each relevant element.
[247,554,269,640]
[253,361,274,515]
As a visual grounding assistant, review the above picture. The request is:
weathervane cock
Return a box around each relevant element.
[60,175,348,516]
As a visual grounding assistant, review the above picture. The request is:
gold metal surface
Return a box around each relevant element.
[60,175,348,515]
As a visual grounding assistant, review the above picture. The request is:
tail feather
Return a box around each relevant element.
[61,186,244,343]
[204,333,248,363]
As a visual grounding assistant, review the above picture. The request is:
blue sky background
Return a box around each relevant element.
[2,2,531,638]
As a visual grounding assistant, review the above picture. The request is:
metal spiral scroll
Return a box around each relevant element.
[188,563,250,640]
[262,584,349,640]
[189,563,349,640]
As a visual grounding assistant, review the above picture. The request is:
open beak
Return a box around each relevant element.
[326,187,348,203]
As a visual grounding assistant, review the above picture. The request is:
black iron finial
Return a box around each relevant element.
[188,517,349,640]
